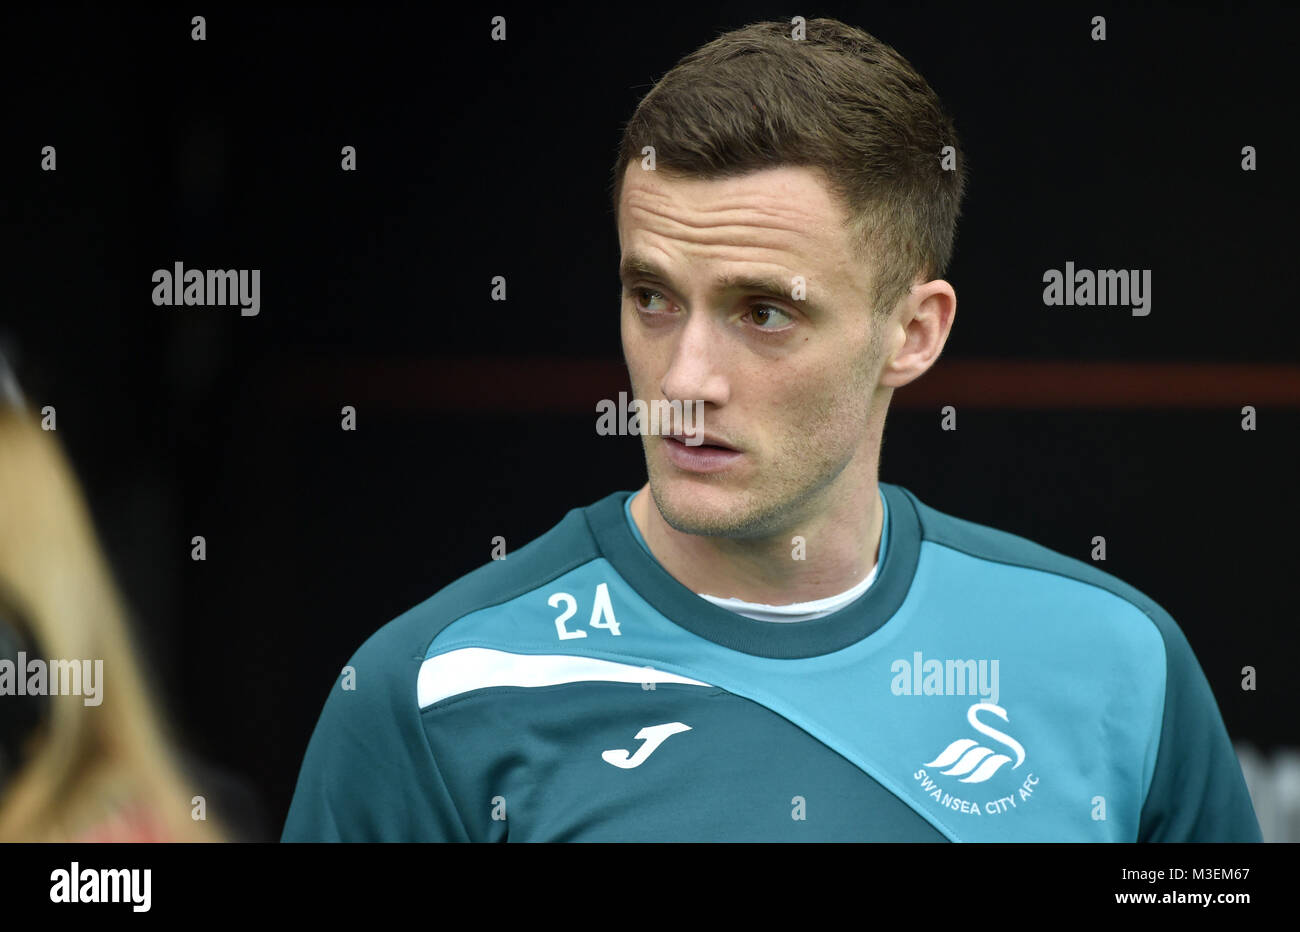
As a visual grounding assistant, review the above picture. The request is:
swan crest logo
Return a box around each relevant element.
[925,702,1027,784]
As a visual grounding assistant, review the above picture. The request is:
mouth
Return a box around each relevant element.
[664,433,738,452]
[661,434,743,473]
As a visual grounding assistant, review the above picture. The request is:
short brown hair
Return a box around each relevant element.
[611,18,967,320]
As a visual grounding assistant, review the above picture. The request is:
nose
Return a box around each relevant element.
[660,310,729,410]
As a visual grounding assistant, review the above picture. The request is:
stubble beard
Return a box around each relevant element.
[642,421,863,542]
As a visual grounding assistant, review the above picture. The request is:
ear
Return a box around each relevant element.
[879,280,956,389]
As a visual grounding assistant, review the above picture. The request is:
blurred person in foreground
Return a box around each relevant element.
[0,365,225,841]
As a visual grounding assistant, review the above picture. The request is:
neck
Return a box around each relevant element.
[630,471,884,606]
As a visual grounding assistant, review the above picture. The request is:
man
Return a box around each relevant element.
[282,18,1260,842]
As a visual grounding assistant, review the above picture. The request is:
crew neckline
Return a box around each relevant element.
[622,489,888,621]
[583,482,920,658]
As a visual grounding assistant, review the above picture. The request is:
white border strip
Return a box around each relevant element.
[418,647,712,709]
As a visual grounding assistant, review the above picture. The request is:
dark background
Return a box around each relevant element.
[3,1,1297,840]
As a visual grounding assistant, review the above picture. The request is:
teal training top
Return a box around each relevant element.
[281,483,1261,842]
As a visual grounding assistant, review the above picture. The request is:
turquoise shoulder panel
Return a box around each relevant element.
[902,487,1260,842]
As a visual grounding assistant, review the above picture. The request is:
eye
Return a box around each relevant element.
[629,288,672,313]
[747,304,795,330]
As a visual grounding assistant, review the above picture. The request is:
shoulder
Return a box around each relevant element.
[342,491,620,685]
[889,482,1188,662]
[895,483,1176,620]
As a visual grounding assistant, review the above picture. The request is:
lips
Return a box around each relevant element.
[666,433,738,451]
[661,434,744,474]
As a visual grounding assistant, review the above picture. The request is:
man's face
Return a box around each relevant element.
[618,163,891,538]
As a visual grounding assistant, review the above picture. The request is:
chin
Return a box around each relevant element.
[647,471,774,538]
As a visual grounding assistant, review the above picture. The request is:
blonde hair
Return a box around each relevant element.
[0,405,225,841]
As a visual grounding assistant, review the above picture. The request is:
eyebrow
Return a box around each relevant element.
[618,252,819,309]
